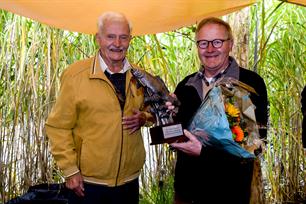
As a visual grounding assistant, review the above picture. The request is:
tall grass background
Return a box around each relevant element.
[0,0,305,203]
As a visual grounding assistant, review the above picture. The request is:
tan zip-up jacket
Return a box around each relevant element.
[45,54,153,186]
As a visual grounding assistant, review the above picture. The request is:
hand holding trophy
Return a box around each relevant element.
[131,68,184,144]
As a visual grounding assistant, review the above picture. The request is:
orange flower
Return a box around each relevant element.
[231,126,244,142]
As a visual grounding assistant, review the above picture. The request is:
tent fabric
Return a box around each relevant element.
[0,0,256,36]
[282,0,306,6]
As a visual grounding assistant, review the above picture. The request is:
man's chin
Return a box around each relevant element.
[203,61,219,68]
[109,54,125,60]
[202,64,223,71]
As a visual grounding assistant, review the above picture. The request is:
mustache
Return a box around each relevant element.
[109,46,125,52]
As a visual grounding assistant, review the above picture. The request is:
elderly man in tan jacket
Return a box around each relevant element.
[45,11,154,204]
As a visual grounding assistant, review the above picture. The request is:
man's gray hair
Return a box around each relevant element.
[195,17,233,40]
[97,11,132,34]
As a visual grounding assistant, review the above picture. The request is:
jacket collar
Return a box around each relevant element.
[89,53,108,80]
[89,53,134,93]
[186,56,240,99]
[89,53,133,81]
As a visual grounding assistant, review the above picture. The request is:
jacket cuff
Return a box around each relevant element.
[63,166,80,178]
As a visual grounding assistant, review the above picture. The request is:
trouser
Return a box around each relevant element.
[68,178,139,204]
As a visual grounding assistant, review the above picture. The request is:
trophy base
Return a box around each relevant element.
[150,123,186,145]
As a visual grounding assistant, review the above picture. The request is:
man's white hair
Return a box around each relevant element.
[97,11,132,34]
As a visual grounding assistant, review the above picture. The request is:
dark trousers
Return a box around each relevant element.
[68,179,139,204]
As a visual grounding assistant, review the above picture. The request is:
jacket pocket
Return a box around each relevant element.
[122,132,146,175]
[80,139,118,180]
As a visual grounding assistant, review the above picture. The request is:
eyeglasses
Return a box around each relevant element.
[196,39,230,49]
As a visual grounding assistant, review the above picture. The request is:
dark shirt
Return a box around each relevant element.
[173,57,268,204]
[104,71,126,110]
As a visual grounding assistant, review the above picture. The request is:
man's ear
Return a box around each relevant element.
[95,33,99,40]
[95,33,101,44]
[229,39,234,51]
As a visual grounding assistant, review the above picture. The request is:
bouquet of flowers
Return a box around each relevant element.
[187,77,263,159]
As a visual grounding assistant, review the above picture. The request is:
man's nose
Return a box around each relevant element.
[206,42,214,52]
[114,38,121,47]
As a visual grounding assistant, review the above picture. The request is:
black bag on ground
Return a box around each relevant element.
[5,183,69,204]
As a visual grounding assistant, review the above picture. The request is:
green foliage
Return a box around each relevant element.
[249,0,306,202]
[139,167,174,204]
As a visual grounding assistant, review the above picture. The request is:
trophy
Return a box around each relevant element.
[131,68,185,145]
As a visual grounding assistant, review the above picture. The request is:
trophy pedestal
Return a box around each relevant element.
[150,123,186,145]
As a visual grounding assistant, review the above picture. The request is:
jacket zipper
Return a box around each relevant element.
[102,72,132,186]
[115,110,124,186]
[100,77,124,186]
[114,80,128,186]
[115,77,133,185]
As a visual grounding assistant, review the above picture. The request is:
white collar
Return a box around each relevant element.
[204,76,213,83]
[98,53,131,74]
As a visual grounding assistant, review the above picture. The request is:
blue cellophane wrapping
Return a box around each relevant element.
[187,86,255,159]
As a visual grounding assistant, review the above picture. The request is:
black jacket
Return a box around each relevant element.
[173,57,268,204]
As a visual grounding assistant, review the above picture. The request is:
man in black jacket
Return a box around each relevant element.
[169,17,268,204]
